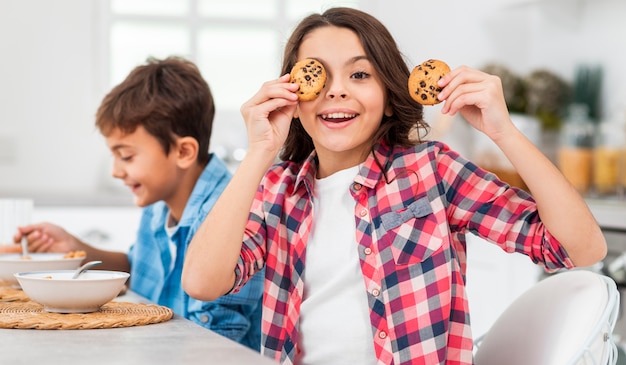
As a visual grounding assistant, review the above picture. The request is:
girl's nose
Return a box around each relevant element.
[328,92,347,99]
[325,77,348,99]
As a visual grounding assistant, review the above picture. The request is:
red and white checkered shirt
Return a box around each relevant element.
[231,140,574,365]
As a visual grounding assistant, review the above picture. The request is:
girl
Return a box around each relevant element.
[182,7,606,365]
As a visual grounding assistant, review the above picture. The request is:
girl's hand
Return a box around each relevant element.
[437,66,514,143]
[240,73,300,156]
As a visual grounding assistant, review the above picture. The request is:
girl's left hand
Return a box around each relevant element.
[437,66,513,143]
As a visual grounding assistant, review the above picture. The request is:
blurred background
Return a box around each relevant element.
[1,0,625,202]
[1,0,626,351]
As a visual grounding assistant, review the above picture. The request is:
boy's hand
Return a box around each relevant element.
[13,223,83,254]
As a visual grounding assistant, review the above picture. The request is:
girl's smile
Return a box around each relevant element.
[318,109,359,129]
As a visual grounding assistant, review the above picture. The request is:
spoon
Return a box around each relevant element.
[72,260,103,279]
[20,237,29,259]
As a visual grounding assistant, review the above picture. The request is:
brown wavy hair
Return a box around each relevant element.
[96,56,215,165]
[279,7,428,163]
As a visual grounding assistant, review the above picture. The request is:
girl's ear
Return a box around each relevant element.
[175,136,199,168]
[384,104,393,117]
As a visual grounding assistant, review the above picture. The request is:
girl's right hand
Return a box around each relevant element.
[240,73,299,157]
[437,66,513,144]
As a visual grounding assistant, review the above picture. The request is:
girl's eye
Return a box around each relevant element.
[351,71,370,80]
[120,155,133,162]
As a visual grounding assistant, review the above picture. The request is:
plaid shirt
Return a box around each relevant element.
[232,140,574,364]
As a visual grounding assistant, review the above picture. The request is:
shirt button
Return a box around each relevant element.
[200,315,209,323]
[353,183,362,190]
[372,288,380,297]
[360,209,368,217]
[364,247,372,255]
[378,331,387,339]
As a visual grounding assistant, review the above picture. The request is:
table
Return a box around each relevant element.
[0,290,276,365]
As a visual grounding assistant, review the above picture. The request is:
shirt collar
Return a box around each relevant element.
[174,153,232,228]
[292,140,393,191]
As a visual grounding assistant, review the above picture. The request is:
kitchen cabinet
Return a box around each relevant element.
[465,233,542,339]
[587,198,626,231]
[467,198,626,343]
[587,198,626,348]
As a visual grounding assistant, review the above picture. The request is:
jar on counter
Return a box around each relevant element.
[557,104,595,195]
[621,147,626,194]
[593,112,625,196]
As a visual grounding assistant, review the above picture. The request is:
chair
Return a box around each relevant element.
[473,269,620,365]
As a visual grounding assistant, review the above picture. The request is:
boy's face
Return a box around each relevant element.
[105,126,180,208]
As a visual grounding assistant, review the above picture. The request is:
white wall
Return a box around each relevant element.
[364,0,626,125]
[0,0,116,200]
[1,0,625,203]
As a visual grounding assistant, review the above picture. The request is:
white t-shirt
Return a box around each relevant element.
[164,212,177,274]
[295,165,376,365]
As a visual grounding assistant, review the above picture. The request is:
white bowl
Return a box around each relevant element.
[0,253,85,287]
[14,270,130,313]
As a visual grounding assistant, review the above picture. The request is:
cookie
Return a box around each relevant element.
[290,58,326,101]
[408,59,451,105]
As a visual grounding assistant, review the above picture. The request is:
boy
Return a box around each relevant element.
[16,56,264,351]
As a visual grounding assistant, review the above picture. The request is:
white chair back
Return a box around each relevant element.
[474,270,620,365]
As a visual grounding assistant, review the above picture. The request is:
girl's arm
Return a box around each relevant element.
[438,66,606,267]
[182,75,299,300]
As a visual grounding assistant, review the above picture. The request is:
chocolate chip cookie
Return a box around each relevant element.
[290,58,326,101]
[408,59,450,105]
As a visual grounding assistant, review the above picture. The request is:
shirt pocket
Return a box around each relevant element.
[380,197,443,265]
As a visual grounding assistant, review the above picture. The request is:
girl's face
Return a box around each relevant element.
[295,26,391,178]
[106,125,182,208]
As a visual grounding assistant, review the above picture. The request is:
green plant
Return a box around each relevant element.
[572,64,602,123]
[482,63,527,114]
[524,69,572,130]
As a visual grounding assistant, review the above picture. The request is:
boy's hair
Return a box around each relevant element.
[96,56,215,165]
[279,7,428,163]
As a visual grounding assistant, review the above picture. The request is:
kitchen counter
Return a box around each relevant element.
[1,191,136,207]
[586,198,626,231]
[0,290,275,365]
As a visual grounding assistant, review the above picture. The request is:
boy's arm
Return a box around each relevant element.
[16,222,130,272]
[76,246,130,272]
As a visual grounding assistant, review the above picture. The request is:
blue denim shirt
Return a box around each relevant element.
[128,155,264,350]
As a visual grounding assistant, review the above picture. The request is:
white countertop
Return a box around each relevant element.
[0,290,275,365]
[586,198,626,230]
[1,191,135,207]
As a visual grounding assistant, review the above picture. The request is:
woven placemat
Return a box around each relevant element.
[0,285,29,302]
[0,301,173,329]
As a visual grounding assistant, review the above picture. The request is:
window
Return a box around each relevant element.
[101,0,360,166]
